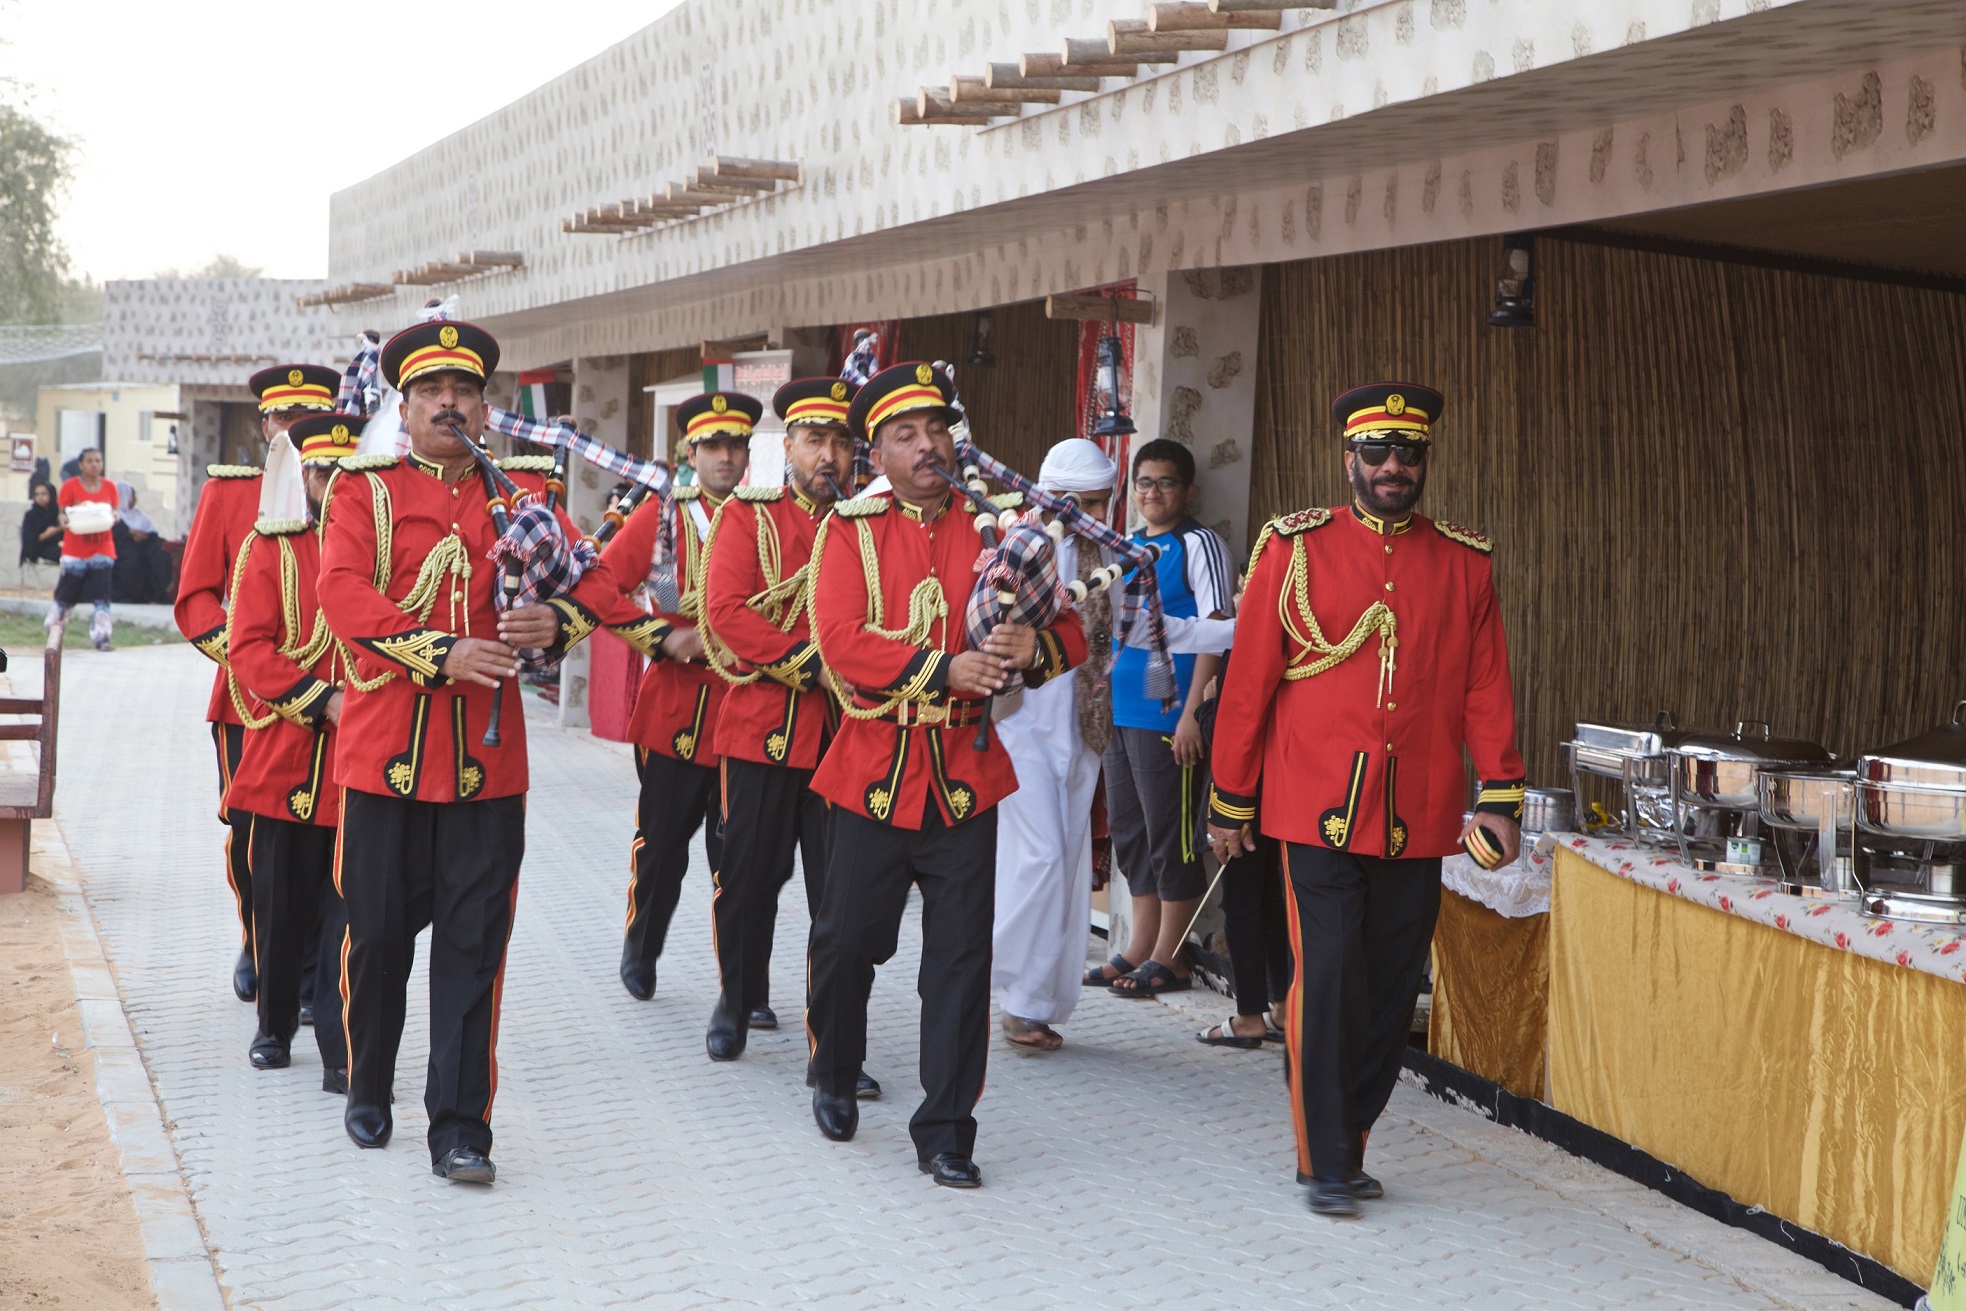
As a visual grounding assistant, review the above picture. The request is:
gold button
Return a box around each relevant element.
[1384,581,1395,592]
[1386,701,1397,711]
[1384,544,1393,555]
[1385,742,1395,751]
[452,523,459,531]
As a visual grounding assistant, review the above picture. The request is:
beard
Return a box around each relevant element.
[1349,457,1426,520]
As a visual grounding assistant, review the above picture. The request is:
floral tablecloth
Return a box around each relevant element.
[1559,831,1966,985]
[1440,833,1557,919]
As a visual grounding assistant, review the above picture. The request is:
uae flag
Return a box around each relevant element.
[516,368,557,421]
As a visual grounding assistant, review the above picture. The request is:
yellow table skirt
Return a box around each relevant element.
[1549,847,1966,1284]
[1429,888,1549,1099]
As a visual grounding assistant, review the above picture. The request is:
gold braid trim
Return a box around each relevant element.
[338,469,472,692]
[224,536,279,729]
[810,515,949,721]
[1279,533,1399,707]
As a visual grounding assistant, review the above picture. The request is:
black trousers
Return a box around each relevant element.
[712,758,828,1016]
[249,816,346,1069]
[1220,835,1292,1017]
[622,747,724,972]
[808,805,997,1160]
[212,722,254,952]
[339,789,526,1162]
[1281,843,1441,1183]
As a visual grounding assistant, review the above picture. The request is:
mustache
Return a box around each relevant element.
[435,410,466,427]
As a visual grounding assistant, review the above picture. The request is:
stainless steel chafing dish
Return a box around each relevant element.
[1756,769,1855,898]
[1850,702,1966,923]
[1667,722,1833,874]
[1562,712,1697,843]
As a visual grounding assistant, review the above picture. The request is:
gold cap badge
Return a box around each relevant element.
[915,363,934,385]
[1385,393,1406,416]
[438,325,459,349]
[331,423,349,440]
[830,381,848,401]
[288,368,304,386]
[711,393,729,414]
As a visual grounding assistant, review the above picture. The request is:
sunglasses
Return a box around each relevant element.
[1350,441,1430,468]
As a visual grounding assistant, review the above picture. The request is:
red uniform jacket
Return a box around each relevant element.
[172,465,264,727]
[808,491,1088,830]
[601,486,728,766]
[1207,505,1526,858]
[224,518,341,826]
[700,485,836,770]
[319,451,654,803]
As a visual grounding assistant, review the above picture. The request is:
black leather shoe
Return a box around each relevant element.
[918,1153,982,1188]
[299,1004,314,1027]
[855,1071,882,1101]
[1306,1178,1362,1218]
[248,1033,289,1069]
[322,1067,348,1096]
[705,997,747,1062]
[232,948,258,1003]
[344,1102,392,1149]
[812,1089,858,1141]
[619,958,656,1001]
[1348,1172,1384,1200]
[433,1146,496,1184]
[747,1006,778,1030]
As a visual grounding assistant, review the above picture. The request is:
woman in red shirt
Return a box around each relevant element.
[51,447,120,650]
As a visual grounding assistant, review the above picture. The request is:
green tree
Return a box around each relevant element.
[155,254,266,279]
[0,101,72,324]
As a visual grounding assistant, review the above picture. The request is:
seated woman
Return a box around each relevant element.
[19,483,62,579]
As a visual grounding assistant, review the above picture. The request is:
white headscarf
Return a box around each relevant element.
[1037,438,1118,494]
[256,434,307,524]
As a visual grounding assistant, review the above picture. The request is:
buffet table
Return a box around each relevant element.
[1428,837,1554,1098]
[1547,834,1966,1284]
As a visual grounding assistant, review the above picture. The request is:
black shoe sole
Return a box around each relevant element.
[918,1161,982,1189]
[249,1051,290,1069]
[434,1158,496,1184]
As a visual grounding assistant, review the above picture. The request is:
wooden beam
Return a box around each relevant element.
[1021,51,1139,78]
[710,156,802,182]
[663,183,746,206]
[1150,2,1282,30]
[459,250,524,268]
[950,75,1062,105]
[1063,36,1181,66]
[911,89,1006,124]
[702,334,769,361]
[692,167,777,193]
[896,96,995,127]
[1209,0,1336,10]
[1109,19,1228,54]
[1045,293,1155,324]
[985,62,1103,92]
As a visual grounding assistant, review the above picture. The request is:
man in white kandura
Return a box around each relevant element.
[990,439,1120,1052]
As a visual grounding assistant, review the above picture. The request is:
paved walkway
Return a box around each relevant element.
[55,645,1891,1310]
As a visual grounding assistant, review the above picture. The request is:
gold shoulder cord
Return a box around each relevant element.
[1278,534,1400,707]
[808,515,949,721]
[334,469,474,693]
[698,498,812,687]
[225,535,280,729]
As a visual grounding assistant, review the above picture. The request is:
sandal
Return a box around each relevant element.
[1264,1010,1288,1044]
[1082,953,1136,988]
[1109,960,1191,998]
[1197,1014,1264,1049]
[1002,1014,1064,1053]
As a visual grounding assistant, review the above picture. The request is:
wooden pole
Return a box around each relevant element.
[691,167,777,193]
[1021,51,1139,78]
[1150,1,1282,30]
[711,156,801,182]
[950,75,1062,105]
[1045,293,1156,324]
[895,95,995,127]
[985,61,1103,91]
[1109,18,1228,54]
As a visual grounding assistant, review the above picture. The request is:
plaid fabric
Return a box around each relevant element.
[336,333,381,415]
[955,440,1175,704]
[962,514,1068,695]
[487,499,598,673]
[840,334,881,487]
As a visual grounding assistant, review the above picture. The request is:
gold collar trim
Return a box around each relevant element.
[1350,502,1413,536]
[896,494,949,523]
[407,450,447,480]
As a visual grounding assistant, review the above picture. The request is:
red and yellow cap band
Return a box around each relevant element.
[684,411,756,442]
[396,345,488,390]
[1343,393,1432,440]
[298,425,360,465]
[866,383,949,433]
[258,382,335,413]
[783,397,851,427]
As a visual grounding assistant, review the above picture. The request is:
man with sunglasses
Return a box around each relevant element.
[1205,382,1525,1219]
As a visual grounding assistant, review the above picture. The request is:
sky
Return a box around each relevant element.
[1,0,684,284]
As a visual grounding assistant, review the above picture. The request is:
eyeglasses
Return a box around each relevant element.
[1349,441,1430,468]
[1133,475,1187,493]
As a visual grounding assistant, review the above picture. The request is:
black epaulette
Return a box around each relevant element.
[207,464,262,480]
[497,454,556,474]
[736,485,784,503]
[339,453,400,473]
[833,496,889,519]
[253,517,309,536]
[1433,519,1494,553]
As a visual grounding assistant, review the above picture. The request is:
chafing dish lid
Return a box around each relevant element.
[1570,711,1695,757]
[1857,701,1966,789]
[1670,721,1833,766]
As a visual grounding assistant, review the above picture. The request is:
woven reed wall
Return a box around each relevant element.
[898,298,1081,478]
[1250,237,1966,785]
[628,346,704,460]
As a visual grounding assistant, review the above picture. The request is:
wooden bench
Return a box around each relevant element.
[0,632,61,894]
